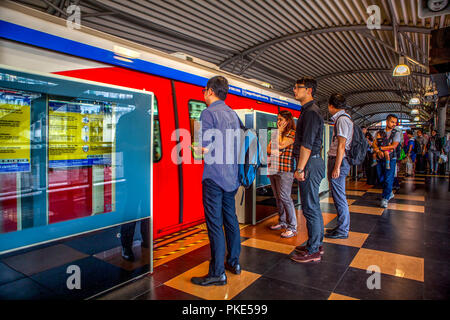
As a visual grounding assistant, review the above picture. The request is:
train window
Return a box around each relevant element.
[153,97,162,162]
[188,100,207,158]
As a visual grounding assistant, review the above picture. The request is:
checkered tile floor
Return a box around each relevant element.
[1,174,448,300]
[96,174,449,300]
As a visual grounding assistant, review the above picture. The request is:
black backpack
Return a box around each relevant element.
[333,114,368,166]
[413,139,422,154]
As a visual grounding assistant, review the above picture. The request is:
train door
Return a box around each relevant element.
[172,81,206,229]
[52,67,180,239]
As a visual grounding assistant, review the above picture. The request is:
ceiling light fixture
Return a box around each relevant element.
[393,56,411,77]
[409,97,421,105]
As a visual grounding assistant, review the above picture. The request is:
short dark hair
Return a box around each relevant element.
[296,76,317,97]
[361,125,367,129]
[206,76,229,100]
[406,129,413,135]
[417,129,423,134]
[386,114,398,122]
[328,93,347,109]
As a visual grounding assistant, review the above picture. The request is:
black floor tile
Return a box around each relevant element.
[64,227,123,255]
[320,243,359,266]
[362,233,424,258]
[0,278,56,300]
[0,262,25,286]
[31,256,134,300]
[378,210,424,232]
[349,213,379,233]
[324,213,378,234]
[233,276,330,300]
[264,258,348,292]
[135,284,202,300]
[239,245,287,275]
[424,259,450,300]
[370,223,424,244]
[334,267,424,300]
[423,241,450,263]
[424,215,450,234]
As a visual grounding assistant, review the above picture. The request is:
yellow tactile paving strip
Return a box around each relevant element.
[154,231,210,268]
[164,261,261,300]
[350,248,424,282]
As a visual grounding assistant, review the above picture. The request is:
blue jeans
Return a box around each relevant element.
[328,157,351,235]
[428,151,440,172]
[202,179,240,277]
[299,156,325,254]
[377,159,397,200]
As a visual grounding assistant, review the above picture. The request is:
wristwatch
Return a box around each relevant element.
[297,168,304,174]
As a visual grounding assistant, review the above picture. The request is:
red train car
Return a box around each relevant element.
[0,2,301,240]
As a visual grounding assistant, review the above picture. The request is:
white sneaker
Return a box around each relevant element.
[388,193,394,201]
[380,199,388,208]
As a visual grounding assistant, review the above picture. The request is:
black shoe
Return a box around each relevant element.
[191,274,227,286]
[324,231,348,239]
[225,262,241,275]
[121,247,135,262]
[325,227,338,234]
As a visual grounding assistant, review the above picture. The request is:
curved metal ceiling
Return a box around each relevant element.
[15,0,450,125]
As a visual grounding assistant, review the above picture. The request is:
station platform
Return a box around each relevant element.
[95,174,449,300]
[0,174,448,300]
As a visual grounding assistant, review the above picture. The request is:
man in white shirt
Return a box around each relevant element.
[325,93,353,239]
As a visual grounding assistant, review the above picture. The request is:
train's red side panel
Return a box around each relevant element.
[51,66,285,239]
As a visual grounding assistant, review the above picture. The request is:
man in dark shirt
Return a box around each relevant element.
[290,76,325,263]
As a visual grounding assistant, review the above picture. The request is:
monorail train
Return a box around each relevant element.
[0,2,314,243]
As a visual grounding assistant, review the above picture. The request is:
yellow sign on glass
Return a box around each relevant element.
[0,92,31,173]
[48,101,114,167]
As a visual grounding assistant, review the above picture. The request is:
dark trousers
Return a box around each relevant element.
[299,156,325,254]
[416,154,425,173]
[120,219,150,249]
[202,179,240,277]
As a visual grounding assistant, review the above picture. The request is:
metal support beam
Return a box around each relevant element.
[316,69,430,81]
[356,31,429,71]
[239,48,267,75]
[219,25,431,69]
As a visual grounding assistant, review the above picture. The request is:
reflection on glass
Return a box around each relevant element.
[188,100,207,159]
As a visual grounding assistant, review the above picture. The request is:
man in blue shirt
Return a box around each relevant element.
[191,76,242,286]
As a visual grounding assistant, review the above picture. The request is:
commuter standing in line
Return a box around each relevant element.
[324,93,353,240]
[374,114,401,208]
[290,77,325,263]
[267,110,297,238]
[405,130,416,177]
[427,129,443,175]
[191,76,242,286]
[415,129,426,174]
